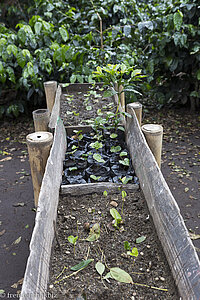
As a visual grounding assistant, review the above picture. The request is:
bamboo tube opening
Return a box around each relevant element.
[26,131,53,207]
[127,102,142,126]
[32,109,50,132]
[44,81,57,113]
[141,124,163,168]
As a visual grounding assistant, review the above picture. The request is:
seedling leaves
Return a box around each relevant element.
[136,235,146,244]
[103,89,118,98]
[86,223,100,241]
[110,133,118,139]
[110,267,133,283]
[68,235,78,245]
[95,261,105,276]
[189,232,200,240]
[110,145,121,153]
[103,272,112,280]
[90,175,101,181]
[110,208,122,227]
[0,290,5,295]
[127,247,139,257]
[70,259,94,271]
[124,241,131,251]
[93,153,105,163]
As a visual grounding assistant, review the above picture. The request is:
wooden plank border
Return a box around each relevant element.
[126,106,200,299]
[60,182,139,196]
[48,85,62,132]
[20,118,67,300]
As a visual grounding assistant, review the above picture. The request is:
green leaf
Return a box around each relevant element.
[86,223,100,241]
[110,133,117,139]
[0,290,5,295]
[119,158,129,166]
[110,267,133,283]
[70,74,76,83]
[7,44,18,56]
[121,190,127,198]
[110,208,122,223]
[124,241,131,251]
[59,27,69,42]
[124,25,131,37]
[130,247,138,257]
[103,272,112,280]
[110,145,121,153]
[136,235,146,244]
[95,261,105,276]
[70,259,94,271]
[13,236,21,245]
[173,11,183,31]
[68,235,78,245]
[103,89,118,98]
[90,175,101,181]
[103,190,108,197]
[93,153,105,163]
[69,167,77,171]
[34,22,42,35]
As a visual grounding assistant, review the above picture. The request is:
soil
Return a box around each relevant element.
[47,88,180,299]
[60,85,115,126]
[0,117,35,296]
[144,108,200,255]
[48,191,178,300]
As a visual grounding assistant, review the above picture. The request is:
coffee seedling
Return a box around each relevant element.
[67,235,78,256]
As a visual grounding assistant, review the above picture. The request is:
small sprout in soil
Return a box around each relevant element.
[110,208,122,229]
[90,141,103,151]
[90,175,101,181]
[103,190,108,197]
[127,247,139,266]
[86,223,100,242]
[67,235,78,256]
[124,241,131,251]
[120,176,132,185]
[110,145,121,153]
[120,151,128,157]
[69,166,78,172]
[119,158,130,166]
[121,190,127,216]
[86,105,92,110]
[93,153,105,163]
[72,130,83,141]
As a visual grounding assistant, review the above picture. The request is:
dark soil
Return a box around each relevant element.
[60,86,115,126]
[145,108,200,257]
[48,191,178,300]
[0,117,35,297]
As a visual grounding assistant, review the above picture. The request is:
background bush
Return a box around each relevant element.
[0,0,199,118]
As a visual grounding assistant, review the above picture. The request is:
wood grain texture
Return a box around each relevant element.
[20,118,66,300]
[60,182,139,196]
[126,105,200,300]
[48,85,62,132]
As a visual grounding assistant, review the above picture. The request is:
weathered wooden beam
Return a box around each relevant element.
[60,182,139,196]
[48,85,62,132]
[20,118,67,300]
[126,106,200,299]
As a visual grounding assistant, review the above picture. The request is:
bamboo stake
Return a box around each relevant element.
[44,81,57,113]
[127,102,142,126]
[26,132,53,206]
[32,109,50,132]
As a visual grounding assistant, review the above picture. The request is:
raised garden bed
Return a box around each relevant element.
[20,83,200,300]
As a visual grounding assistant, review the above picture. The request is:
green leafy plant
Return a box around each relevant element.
[67,235,78,256]
[90,175,101,181]
[110,208,122,229]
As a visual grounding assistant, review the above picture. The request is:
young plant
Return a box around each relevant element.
[67,235,78,256]
[127,247,139,266]
[121,190,127,216]
[90,141,103,151]
[90,175,101,181]
[110,208,122,229]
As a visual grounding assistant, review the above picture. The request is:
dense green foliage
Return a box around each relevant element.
[0,0,199,117]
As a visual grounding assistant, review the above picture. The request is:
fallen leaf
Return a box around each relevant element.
[86,223,100,241]
[13,236,22,245]
[95,262,105,276]
[189,233,200,240]
[110,267,133,283]
[185,187,189,193]
[70,259,94,271]
[0,229,6,236]
[13,202,25,207]
[11,278,23,289]
[0,156,12,162]
[136,235,146,244]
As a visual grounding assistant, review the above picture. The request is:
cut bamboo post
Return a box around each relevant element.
[32,109,50,132]
[127,102,142,126]
[44,81,57,113]
[119,85,125,112]
[26,132,53,206]
[141,124,163,168]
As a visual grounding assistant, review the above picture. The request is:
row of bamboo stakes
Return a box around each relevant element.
[26,82,163,207]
